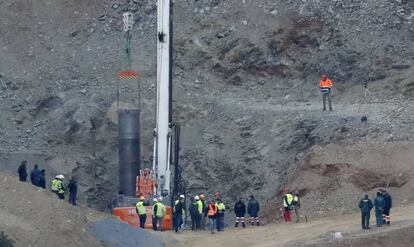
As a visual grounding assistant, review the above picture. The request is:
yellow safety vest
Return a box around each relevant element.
[153,202,166,218]
[136,201,146,215]
[197,200,203,214]
[283,194,293,207]
[217,203,225,212]
[51,179,64,194]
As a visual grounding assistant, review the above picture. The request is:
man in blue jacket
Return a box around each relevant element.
[247,195,260,226]
[374,191,385,227]
[359,194,373,230]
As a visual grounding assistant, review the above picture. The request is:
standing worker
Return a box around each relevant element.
[293,191,301,223]
[30,164,41,186]
[234,197,246,228]
[319,74,333,111]
[152,198,159,231]
[374,191,385,227]
[195,195,203,230]
[189,197,199,231]
[200,194,207,230]
[247,195,260,226]
[17,161,28,182]
[382,190,392,225]
[359,194,373,230]
[207,199,218,234]
[51,175,65,199]
[68,176,77,206]
[136,196,147,229]
[216,198,226,231]
[152,197,166,231]
[38,169,46,189]
[282,188,294,222]
[173,195,185,233]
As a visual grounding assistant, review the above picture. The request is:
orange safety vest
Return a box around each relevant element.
[319,79,333,87]
[319,79,333,88]
[207,204,218,216]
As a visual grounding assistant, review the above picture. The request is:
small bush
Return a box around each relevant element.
[0,231,15,247]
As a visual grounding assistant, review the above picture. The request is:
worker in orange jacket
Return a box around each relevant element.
[319,74,333,111]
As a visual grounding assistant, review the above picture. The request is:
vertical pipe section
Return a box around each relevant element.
[156,0,172,195]
[118,109,140,197]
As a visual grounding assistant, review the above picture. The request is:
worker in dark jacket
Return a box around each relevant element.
[234,198,246,228]
[374,191,385,227]
[247,195,260,226]
[189,197,199,231]
[173,195,185,233]
[359,194,373,230]
[30,165,41,186]
[38,169,46,189]
[68,176,78,206]
[382,190,392,225]
[17,161,28,182]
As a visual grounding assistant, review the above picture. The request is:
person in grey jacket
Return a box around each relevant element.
[359,194,373,230]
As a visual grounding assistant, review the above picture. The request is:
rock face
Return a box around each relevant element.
[0,0,413,213]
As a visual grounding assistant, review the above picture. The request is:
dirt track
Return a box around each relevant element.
[163,205,414,247]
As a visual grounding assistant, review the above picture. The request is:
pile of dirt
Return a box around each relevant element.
[0,172,164,247]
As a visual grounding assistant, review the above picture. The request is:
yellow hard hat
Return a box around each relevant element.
[200,194,205,199]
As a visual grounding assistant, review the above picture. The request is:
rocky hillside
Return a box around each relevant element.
[0,0,413,212]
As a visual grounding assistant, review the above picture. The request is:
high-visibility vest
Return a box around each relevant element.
[319,79,333,88]
[51,179,59,192]
[217,203,225,213]
[283,194,294,207]
[197,200,203,214]
[136,201,146,215]
[153,202,166,218]
[207,204,217,216]
[51,179,64,194]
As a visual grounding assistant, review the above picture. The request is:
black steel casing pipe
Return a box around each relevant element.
[118,109,140,197]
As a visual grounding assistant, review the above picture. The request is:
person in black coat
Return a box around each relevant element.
[68,176,78,206]
[38,169,46,189]
[247,195,260,226]
[234,197,246,228]
[17,161,28,182]
[30,165,41,186]
[359,194,374,230]
[382,190,392,225]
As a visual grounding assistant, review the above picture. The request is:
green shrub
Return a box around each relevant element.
[0,231,15,247]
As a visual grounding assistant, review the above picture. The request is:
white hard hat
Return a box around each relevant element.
[153,198,158,202]
[194,195,200,200]
[56,175,64,179]
[180,195,185,199]
[158,197,163,202]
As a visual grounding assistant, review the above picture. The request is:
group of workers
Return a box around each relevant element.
[135,193,261,234]
[17,160,78,205]
[359,189,393,229]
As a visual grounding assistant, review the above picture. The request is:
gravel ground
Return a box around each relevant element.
[91,219,164,247]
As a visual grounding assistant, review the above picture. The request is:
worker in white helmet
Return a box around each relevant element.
[51,175,65,199]
[152,196,166,231]
[195,195,203,230]
[173,195,186,233]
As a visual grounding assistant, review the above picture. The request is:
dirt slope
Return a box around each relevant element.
[163,204,414,247]
[0,172,105,247]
